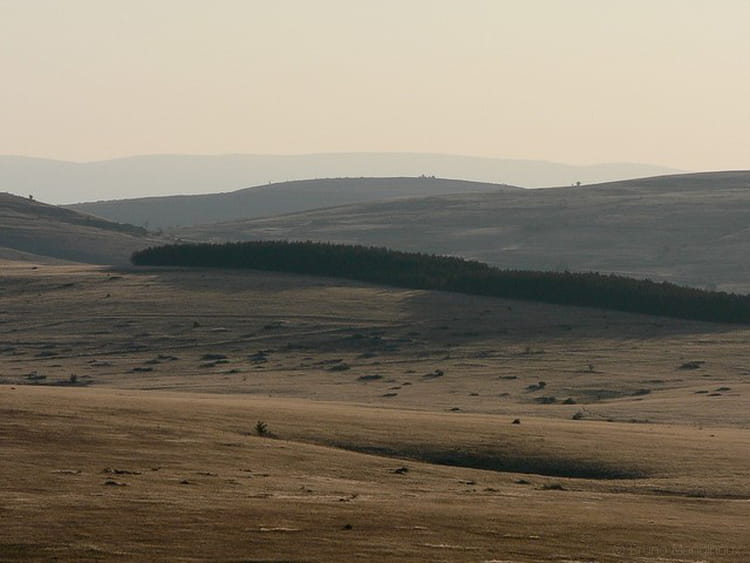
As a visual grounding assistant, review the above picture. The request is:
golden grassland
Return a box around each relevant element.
[1,261,749,561]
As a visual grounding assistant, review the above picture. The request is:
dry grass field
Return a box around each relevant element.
[2,260,750,561]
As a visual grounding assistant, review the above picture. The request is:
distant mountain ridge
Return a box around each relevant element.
[0,153,680,204]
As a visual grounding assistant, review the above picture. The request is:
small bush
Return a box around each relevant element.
[255,420,270,437]
[541,483,566,491]
[357,374,383,381]
[534,396,557,404]
[201,353,227,360]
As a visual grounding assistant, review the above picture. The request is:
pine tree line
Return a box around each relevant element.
[131,240,750,323]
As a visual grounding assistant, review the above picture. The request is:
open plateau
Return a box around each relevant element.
[2,172,750,562]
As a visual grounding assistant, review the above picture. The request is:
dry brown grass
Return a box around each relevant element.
[2,261,750,560]
[3,386,749,562]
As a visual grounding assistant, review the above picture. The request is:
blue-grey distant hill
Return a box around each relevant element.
[0,153,680,204]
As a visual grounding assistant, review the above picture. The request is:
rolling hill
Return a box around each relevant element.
[174,171,750,293]
[1,153,680,204]
[68,176,522,229]
[0,192,161,264]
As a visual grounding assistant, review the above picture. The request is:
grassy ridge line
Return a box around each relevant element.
[131,240,750,323]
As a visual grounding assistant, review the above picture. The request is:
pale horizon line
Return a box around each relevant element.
[0,151,688,170]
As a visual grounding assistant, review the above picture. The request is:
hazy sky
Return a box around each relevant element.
[1,0,748,170]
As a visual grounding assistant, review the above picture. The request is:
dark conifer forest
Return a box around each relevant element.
[131,241,750,323]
